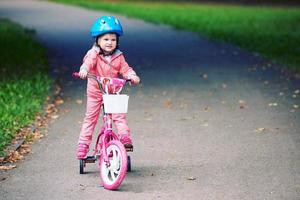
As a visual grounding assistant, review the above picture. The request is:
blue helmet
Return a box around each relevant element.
[90,16,123,38]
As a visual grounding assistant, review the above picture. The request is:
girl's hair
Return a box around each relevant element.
[95,33,120,56]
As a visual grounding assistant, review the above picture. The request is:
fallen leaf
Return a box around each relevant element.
[51,115,59,119]
[145,117,152,122]
[255,128,267,133]
[55,98,64,106]
[239,100,245,104]
[203,107,211,112]
[201,123,209,127]
[0,165,17,171]
[268,103,278,107]
[76,99,83,104]
[187,176,196,181]
[164,99,172,109]
[239,100,247,109]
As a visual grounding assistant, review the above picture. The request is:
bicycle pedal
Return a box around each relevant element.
[85,156,96,163]
[125,146,133,152]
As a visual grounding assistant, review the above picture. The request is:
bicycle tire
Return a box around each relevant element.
[99,140,128,190]
[127,155,131,172]
[79,159,85,174]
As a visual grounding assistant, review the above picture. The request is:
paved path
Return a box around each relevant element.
[0,0,300,199]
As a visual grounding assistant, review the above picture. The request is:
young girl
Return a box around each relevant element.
[77,16,140,159]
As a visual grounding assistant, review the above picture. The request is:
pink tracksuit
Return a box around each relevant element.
[78,45,137,146]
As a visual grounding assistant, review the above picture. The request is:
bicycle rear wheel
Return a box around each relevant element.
[100,140,128,190]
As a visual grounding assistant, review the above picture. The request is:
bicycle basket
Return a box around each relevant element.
[103,94,129,113]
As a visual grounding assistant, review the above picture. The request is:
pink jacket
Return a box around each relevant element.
[81,46,137,97]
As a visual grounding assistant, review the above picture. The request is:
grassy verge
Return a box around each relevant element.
[0,18,52,157]
[52,0,300,71]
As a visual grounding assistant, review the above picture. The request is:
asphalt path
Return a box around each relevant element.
[0,0,300,199]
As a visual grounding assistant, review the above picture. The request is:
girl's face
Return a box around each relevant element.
[97,33,117,54]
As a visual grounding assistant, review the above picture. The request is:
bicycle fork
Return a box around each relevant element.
[100,113,118,167]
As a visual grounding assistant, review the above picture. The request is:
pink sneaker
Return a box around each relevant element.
[120,134,133,148]
[77,143,89,159]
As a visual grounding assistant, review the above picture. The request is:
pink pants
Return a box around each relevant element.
[78,94,130,146]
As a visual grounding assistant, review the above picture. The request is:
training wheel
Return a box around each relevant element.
[127,155,131,172]
[79,159,85,174]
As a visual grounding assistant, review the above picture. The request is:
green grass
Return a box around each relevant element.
[0,19,52,157]
[52,0,300,71]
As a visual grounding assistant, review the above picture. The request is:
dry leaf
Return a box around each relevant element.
[203,107,211,112]
[55,99,64,105]
[0,165,17,171]
[239,100,246,109]
[268,103,278,107]
[165,99,172,108]
[187,176,196,181]
[51,115,59,119]
[255,128,267,133]
[145,117,152,122]
[239,100,245,104]
[76,99,83,104]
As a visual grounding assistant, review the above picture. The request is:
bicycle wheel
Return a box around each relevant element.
[100,140,128,190]
[127,156,131,172]
[79,159,85,174]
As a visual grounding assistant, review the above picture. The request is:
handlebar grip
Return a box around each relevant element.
[72,72,80,78]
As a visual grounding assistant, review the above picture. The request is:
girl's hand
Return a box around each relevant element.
[79,69,88,79]
[130,75,140,85]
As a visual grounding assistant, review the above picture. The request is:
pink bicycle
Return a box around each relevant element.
[73,72,133,190]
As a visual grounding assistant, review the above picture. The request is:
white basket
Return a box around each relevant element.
[103,94,129,113]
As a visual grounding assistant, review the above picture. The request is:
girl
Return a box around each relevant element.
[77,16,140,159]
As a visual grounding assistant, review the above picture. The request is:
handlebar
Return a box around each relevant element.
[72,72,130,94]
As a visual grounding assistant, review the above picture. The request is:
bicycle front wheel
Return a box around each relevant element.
[100,140,128,190]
